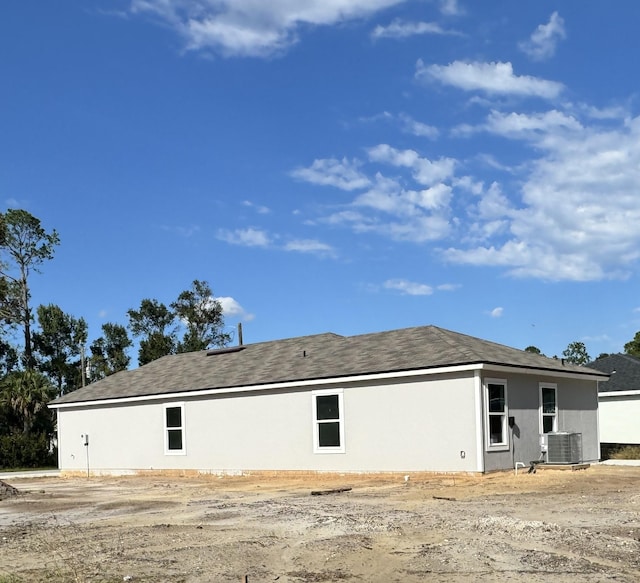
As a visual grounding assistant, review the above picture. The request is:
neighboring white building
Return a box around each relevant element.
[49,326,607,475]
[587,354,640,450]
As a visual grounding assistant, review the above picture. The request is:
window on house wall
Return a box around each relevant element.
[164,403,186,455]
[539,384,558,434]
[312,389,345,453]
[485,379,508,448]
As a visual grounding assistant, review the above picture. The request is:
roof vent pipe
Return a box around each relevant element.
[238,322,243,346]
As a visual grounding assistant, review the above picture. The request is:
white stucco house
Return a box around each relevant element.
[49,325,607,476]
[587,353,640,453]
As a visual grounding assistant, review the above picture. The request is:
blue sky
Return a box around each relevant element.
[2,0,640,362]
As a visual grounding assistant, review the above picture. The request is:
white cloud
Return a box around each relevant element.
[242,200,270,214]
[291,157,371,191]
[352,174,406,213]
[483,109,582,138]
[475,182,512,221]
[575,103,628,121]
[415,183,453,210]
[353,174,452,220]
[416,60,564,99]
[446,242,614,281]
[382,280,459,295]
[443,114,640,281]
[398,114,439,139]
[357,111,394,124]
[371,19,456,40]
[217,227,271,247]
[295,144,458,244]
[368,144,419,167]
[439,0,462,16]
[218,296,254,321]
[475,154,519,174]
[384,279,433,295]
[453,175,483,195]
[295,111,640,281]
[367,144,456,185]
[358,111,439,139]
[374,214,452,242]
[325,209,369,227]
[436,283,461,291]
[292,98,640,276]
[490,307,504,318]
[327,206,451,243]
[416,95,640,282]
[217,227,338,258]
[519,12,566,61]
[130,0,408,57]
[284,239,336,257]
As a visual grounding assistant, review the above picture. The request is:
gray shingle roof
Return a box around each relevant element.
[586,353,640,392]
[51,325,606,406]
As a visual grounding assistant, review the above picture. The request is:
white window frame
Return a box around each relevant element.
[312,389,345,454]
[539,383,558,434]
[163,403,186,455]
[484,378,509,451]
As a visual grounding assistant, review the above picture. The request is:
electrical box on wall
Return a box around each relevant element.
[539,433,548,453]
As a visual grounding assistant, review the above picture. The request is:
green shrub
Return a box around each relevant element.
[609,445,640,460]
[0,433,56,469]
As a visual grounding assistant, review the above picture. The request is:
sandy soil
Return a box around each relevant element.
[0,465,639,582]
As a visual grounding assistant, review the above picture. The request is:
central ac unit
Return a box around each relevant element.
[547,432,582,464]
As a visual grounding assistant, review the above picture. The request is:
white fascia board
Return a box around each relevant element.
[599,390,640,398]
[50,363,483,410]
[480,363,608,382]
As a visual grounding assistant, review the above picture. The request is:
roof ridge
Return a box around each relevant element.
[248,331,346,347]
[618,353,640,364]
[341,324,435,340]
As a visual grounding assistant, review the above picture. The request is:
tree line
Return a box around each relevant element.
[526,335,640,365]
[0,209,230,468]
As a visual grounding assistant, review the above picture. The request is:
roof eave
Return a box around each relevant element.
[49,359,603,409]
[599,389,640,397]
[479,361,609,381]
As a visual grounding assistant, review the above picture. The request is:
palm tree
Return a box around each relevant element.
[0,370,54,434]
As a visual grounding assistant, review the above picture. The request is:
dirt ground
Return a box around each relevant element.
[0,465,639,582]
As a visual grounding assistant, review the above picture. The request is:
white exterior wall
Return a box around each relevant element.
[56,373,480,474]
[599,393,640,444]
[57,402,165,473]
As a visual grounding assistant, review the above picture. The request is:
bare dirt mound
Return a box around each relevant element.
[0,479,19,500]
